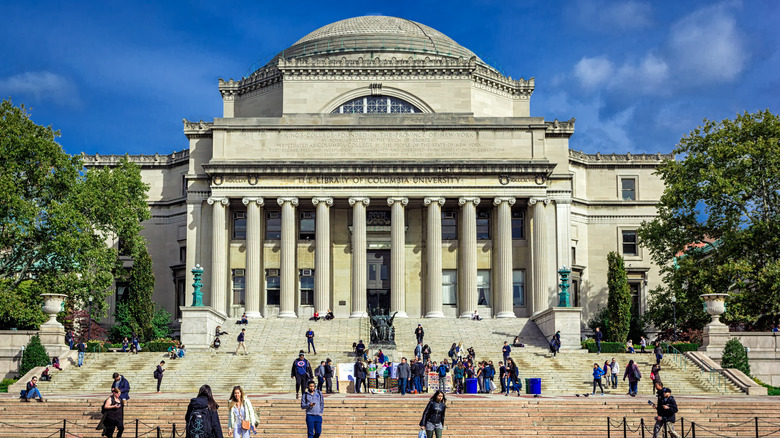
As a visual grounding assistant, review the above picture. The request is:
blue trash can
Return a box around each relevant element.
[529,378,542,395]
[465,378,478,394]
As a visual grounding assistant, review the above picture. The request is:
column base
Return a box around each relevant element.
[425,311,445,318]
[350,311,368,318]
[495,311,516,318]
[278,310,297,318]
[459,312,473,319]
[244,312,263,319]
[391,311,409,318]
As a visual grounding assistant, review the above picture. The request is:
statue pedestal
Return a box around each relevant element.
[38,325,69,358]
[700,321,730,355]
[180,306,226,351]
[531,307,583,350]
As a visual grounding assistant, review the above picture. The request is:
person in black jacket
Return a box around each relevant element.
[111,373,130,402]
[353,359,367,393]
[415,324,424,344]
[291,351,314,399]
[651,387,680,438]
[323,359,334,393]
[185,384,223,438]
[102,387,124,438]
[154,361,165,393]
[420,390,447,438]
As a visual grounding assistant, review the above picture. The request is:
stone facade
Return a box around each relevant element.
[83,16,670,328]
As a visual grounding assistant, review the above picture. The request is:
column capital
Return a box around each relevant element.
[241,197,264,206]
[277,196,299,207]
[529,197,551,206]
[312,196,334,207]
[423,197,445,206]
[493,196,516,206]
[387,197,409,207]
[207,196,229,205]
[458,196,481,206]
[348,196,370,207]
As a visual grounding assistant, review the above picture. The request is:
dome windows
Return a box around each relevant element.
[332,96,420,114]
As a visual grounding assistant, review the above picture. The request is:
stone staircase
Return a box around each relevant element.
[36,317,742,396]
[0,395,777,437]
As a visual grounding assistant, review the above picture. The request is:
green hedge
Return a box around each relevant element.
[144,340,177,352]
[0,378,18,393]
[581,340,626,353]
[661,342,700,352]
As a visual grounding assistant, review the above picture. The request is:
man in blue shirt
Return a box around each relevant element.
[291,351,314,400]
[502,341,511,362]
[301,380,324,438]
[306,328,316,354]
[235,328,247,355]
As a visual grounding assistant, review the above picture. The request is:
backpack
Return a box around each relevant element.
[438,365,447,377]
[187,406,212,438]
[153,369,159,379]
[632,366,641,381]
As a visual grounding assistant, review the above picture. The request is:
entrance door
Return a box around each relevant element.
[367,250,390,313]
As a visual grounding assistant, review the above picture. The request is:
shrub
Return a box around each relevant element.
[606,252,632,342]
[0,378,18,392]
[581,340,626,353]
[19,335,50,377]
[151,307,173,339]
[660,342,700,352]
[721,338,750,376]
[587,306,610,335]
[145,339,179,352]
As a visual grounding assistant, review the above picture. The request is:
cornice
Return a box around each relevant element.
[545,118,575,138]
[569,149,674,167]
[183,119,213,138]
[81,150,189,169]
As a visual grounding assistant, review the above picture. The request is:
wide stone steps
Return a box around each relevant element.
[0,396,777,437]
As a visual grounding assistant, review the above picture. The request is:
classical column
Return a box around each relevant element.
[494,196,516,318]
[387,197,409,318]
[242,197,264,318]
[312,197,333,315]
[458,197,480,318]
[555,198,572,271]
[277,197,298,318]
[424,197,445,318]
[207,196,229,315]
[349,197,370,318]
[530,197,551,314]
[185,196,204,303]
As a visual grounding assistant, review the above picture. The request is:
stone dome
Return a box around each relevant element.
[251,16,488,74]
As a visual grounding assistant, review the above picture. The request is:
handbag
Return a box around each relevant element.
[418,430,427,438]
[240,406,251,430]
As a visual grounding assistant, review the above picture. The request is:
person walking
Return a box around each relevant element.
[436,360,449,392]
[419,390,447,438]
[102,387,124,438]
[415,342,423,360]
[650,364,662,393]
[412,358,425,394]
[228,386,257,438]
[550,331,562,357]
[654,342,664,365]
[154,361,165,393]
[415,324,425,344]
[65,330,74,350]
[476,362,486,393]
[315,361,325,392]
[131,333,140,354]
[498,361,506,393]
[323,359,334,394]
[235,328,247,355]
[591,362,605,395]
[422,344,431,363]
[354,359,367,394]
[306,328,316,354]
[291,351,314,400]
[486,361,496,393]
[397,357,411,395]
[77,340,86,367]
[111,373,130,403]
[355,340,367,361]
[502,341,511,363]
[603,360,612,391]
[452,362,465,394]
[504,358,521,396]
[301,380,324,438]
[651,387,680,438]
[185,384,224,438]
[623,359,641,397]
[610,358,619,389]
[594,327,603,354]
[640,336,647,353]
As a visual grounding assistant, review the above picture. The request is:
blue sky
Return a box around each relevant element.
[1,0,777,156]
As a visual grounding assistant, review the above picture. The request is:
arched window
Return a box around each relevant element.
[332,96,421,114]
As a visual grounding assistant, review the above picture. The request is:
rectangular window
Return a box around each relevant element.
[441,211,457,240]
[115,282,128,303]
[176,277,186,318]
[629,282,641,315]
[571,246,576,266]
[179,246,187,263]
[621,178,636,201]
[622,230,638,256]
[181,174,187,197]
[442,269,457,305]
[266,212,281,240]
[477,269,491,306]
[266,270,280,305]
[233,211,246,240]
[299,211,315,240]
[511,210,525,240]
[477,210,491,240]
[232,269,246,306]
[512,270,525,307]
[300,270,314,306]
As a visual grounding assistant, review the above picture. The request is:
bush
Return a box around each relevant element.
[144,339,179,352]
[661,342,700,352]
[581,340,627,353]
[151,307,173,339]
[19,335,50,377]
[721,338,750,376]
[0,378,18,393]
[606,252,632,342]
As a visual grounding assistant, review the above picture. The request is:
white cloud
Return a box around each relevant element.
[574,56,614,90]
[667,2,748,83]
[612,53,669,94]
[570,0,654,32]
[0,72,79,106]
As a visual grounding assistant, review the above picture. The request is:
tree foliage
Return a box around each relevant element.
[126,246,156,340]
[19,335,49,377]
[151,307,173,340]
[0,99,150,327]
[0,280,46,329]
[606,252,632,342]
[721,338,750,376]
[639,110,780,331]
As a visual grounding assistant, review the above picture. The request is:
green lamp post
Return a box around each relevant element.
[557,265,572,307]
[191,264,204,307]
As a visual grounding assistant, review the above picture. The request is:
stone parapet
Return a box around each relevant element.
[180,306,226,351]
[531,307,583,351]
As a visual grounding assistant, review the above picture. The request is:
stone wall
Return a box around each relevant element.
[701,332,780,387]
[0,331,38,379]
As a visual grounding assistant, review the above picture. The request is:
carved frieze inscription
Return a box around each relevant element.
[217,174,542,188]
[227,130,529,160]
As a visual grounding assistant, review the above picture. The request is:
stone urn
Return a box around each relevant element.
[40,293,67,328]
[700,293,729,326]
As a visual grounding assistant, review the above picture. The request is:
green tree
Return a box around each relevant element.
[0,280,46,329]
[19,335,49,377]
[126,246,155,340]
[0,99,150,327]
[606,251,632,342]
[639,110,780,331]
[151,307,173,339]
[721,338,751,376]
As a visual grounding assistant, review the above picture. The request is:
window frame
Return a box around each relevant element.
[299,269,315,306]
[266,269,281,306]
[232,211,247,240]
[442,269,457,305]
[512,270,525,307]
[477,269,491,306]
[476,210,491,240]
[511,209,525,240]
[620,229,639,257]
[618,175,638,201]
[299,211,316,241]
[441,210,458,241]
[232,269,246,306]
[265,211,281,240]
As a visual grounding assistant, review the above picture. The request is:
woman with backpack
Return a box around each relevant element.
[101,387,124,438]
[185,384,224,438]
[623,360,641,397]
[228,386,257,438]
[504,358,520,396]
